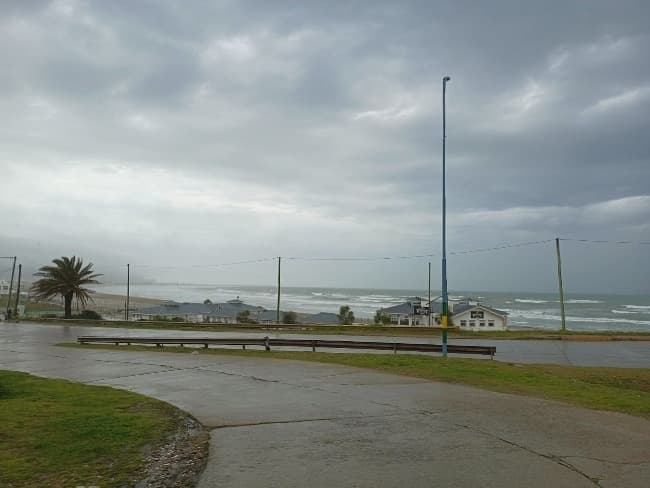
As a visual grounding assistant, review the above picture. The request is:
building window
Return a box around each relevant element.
[488,322,495,327]
[480,321,486,327]
[460,320,467,327]
[469,321,476,327]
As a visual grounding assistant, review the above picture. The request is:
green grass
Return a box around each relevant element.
[20,301,64,314]
[25,301,64,312]
[63,343,650,419]
[0,370,180,488]
[28,317,650,340]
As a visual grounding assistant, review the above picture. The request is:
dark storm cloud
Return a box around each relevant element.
[0,0,648,292]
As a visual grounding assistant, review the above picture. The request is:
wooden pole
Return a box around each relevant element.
[276,257,281,324]
[6,256,16,318]
[13,264,22,318]
[428,261,431,326]
[126,263,130,321]
[555,238,567,332]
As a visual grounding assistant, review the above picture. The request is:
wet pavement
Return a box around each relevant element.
[1,322,649,487]
[6,321,649,367]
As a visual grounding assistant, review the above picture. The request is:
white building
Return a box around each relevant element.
[452,303,508,331]
[377,297,441,326]
[0,280,10,296]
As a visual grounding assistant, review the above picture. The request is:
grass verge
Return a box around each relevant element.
[24,318,650,341]
[0,370,179,488]
[62,343,650,419]
[22,301,64,313]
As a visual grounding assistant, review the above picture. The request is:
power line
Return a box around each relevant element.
[558,238,650,245]
[285,239,554,262]
[31,236,646,272]
[285,253,437,262]
[129,257,277,270]
[449,239,555,255]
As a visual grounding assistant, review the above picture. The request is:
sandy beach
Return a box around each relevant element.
[89,292,163,312]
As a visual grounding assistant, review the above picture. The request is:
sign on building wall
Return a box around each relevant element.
[470,310,484,319]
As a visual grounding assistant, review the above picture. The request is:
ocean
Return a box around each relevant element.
[93,283,650,333]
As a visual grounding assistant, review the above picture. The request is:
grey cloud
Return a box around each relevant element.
[1,0,648,293]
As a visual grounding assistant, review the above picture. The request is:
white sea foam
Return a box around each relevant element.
[504,308,650,326]
[513,298,602,305]
[623,305,650,310]
[358,295,396,302]
[90,284,650,330]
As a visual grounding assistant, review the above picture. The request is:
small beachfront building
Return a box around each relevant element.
[133,301,213,323]
[134,297,266,324]
[208,298,265,324]
[301,312,340,324]
[452,303,508,331]
[378,297,441,326]
[0,280,11,296]
[258,310,280,324]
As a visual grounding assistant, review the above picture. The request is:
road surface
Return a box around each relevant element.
[1,322,648,487]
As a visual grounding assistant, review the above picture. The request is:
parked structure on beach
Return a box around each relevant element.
[301,312,339,324]
[377,297,442,326]
[133,297,340,325]
[0,280,10,296]
[376,297,508,330]
[133,297,264,323]
[452,300,508,331]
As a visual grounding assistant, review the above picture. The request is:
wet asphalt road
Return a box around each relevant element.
[7,321,649,367]
[1,322,649,487]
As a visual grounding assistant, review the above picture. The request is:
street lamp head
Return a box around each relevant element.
[443,76,451,83]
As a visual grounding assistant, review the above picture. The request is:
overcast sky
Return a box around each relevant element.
[1,0,648,294]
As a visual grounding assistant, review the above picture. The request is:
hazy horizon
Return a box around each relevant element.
[93,280,648,298]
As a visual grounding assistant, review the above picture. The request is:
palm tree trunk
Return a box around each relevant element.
[64,292,73,319]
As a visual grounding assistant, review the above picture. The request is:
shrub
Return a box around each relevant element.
[77,310,102,320]
[282,311,298,324]
[374,311,391,325]
[337,305,355,325]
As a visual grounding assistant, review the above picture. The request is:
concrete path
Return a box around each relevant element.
[1,323,649,487]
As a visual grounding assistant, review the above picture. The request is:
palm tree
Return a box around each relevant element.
[30,256,102,319]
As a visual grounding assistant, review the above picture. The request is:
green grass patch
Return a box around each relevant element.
[0,370,180,488]
[28,318,650,340]
[0,300,63,314]
[23,301,64,313]
[63,343,650,419]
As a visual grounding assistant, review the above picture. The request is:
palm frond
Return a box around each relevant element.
[30,256,102,306]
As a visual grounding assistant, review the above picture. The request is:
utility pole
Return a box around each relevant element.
[126,263,130,321]
[441,76,451,357]
[555,238,567,332]
[428,261,431,326]
[14,264,22,319]
[5,256,16,318]
[276,257,281,324]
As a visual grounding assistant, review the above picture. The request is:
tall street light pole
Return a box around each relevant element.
[441,76,451,358]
